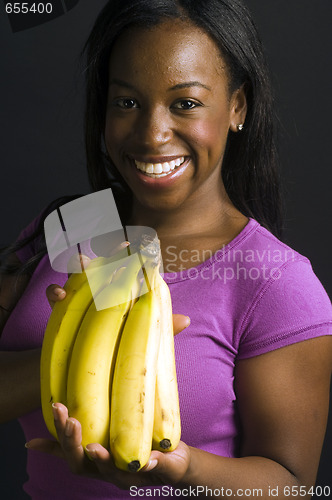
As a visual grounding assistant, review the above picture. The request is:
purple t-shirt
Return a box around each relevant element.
[1,217,331,499]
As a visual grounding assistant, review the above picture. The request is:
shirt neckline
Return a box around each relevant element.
[162,218,259,283]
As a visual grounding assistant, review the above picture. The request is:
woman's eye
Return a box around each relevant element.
[173,100,200,110]
[114,98,138,109]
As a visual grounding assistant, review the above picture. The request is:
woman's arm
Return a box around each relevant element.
[0,253,41,423]
[26,329,332,497]
[0,348,41,423]
[0,254,29,333]
[177,335,332,498]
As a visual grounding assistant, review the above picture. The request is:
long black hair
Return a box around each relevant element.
[0,195,83,277]
[1,0,283,276]
[84,0,283,234]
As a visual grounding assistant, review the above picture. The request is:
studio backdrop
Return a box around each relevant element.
[0,1,331,498]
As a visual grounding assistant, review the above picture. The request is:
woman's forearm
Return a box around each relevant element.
[178,447,311,499]
[0,348,41,423]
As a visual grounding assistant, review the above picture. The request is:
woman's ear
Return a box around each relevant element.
[229,84,247,133]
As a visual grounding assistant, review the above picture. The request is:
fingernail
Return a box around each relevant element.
[54,288,65,298]
[145,459,158,471]
[65,419,74,437]
[52,403,59,420]
[85,446,97,460]
[120,241,130,248]
[25,442,31,449]
[184,316,191,328]
[79,255,90,265]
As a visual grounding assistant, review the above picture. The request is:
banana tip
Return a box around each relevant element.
[160,438,171,450]
[128,460,141,472]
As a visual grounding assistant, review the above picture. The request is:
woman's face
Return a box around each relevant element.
[105,19,246,217]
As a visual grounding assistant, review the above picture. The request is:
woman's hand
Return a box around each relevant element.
[46,282,190,333]
[46,252,92,309]
[26,403,191,489]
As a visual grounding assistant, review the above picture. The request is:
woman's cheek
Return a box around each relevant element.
[186,116,229,157]
[104,116,126,158]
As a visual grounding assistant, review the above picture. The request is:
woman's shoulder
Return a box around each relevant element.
[233,220,332,358]
[234,218,309,268]
[238,218,331,316]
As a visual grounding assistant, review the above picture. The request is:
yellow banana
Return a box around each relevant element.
[152,274,181,452]
[66,253,144,449]
[41,265,97,438]
[40,248,130,438]
[109,264,162,472]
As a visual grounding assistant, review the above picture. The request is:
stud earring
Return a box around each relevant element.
[237,124,244,131]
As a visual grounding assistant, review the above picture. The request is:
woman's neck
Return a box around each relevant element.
[127,187,248,272]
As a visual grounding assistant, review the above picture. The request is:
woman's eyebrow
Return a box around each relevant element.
[109,78,211,92]
[168,81,211,91]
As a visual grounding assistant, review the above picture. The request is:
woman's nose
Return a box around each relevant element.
[136,106,172,147]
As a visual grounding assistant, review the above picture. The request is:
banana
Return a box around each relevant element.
[66,253,145,449]
[41,266,97,438]
[40,248,130,438]
[109,263,162,472]
[41,230,180,463]
[152,273,181,452]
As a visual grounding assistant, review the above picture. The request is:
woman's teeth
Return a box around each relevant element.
[134,157,185,177]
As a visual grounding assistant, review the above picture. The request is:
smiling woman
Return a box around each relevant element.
[84,0,282,238]
[0,1,331,500]
[104,19,247,231]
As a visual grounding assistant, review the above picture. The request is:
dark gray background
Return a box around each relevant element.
[0,1,331,498]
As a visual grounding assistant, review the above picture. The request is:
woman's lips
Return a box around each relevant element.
[128,156,190,185]
[134,156,185,177]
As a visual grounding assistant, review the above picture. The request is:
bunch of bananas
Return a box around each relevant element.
[40,239,181,472]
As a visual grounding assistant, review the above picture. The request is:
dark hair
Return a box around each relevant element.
[1,0,283,276]
[84,0,283,235]
[0,195,83,277]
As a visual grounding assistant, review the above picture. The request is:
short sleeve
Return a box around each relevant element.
[237,259,332,359]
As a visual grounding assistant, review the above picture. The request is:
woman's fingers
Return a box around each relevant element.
[46,253,92,308]
[141,441,191,484]
[52,403,96,476]
[45,244,131,309]
[46,252,190,337]
[25,438,64,459]
[173,314,190,336]
[106,240,130,258]
[85,444,120,479]
[67,254,91,274]
[26,401,190,487]
[46,284,66,309]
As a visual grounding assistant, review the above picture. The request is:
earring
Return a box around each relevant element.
[237,124,244,131]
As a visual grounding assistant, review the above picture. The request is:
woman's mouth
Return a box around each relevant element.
[134,156,185,178]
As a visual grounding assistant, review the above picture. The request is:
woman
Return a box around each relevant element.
[1,0,331,498]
